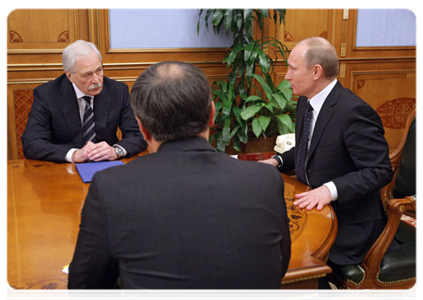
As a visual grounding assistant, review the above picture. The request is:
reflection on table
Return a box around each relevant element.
[238,152,338,288]
[8,151,337,289]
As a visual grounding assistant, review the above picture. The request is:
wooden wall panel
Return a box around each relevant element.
[347,64,416,153]
[7,9,87,53]
[7,9,416,160]
[280,9,333,46]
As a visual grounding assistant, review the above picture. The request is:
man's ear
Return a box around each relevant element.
[65,71,73,82]
[313,64,324,80]
[208,100,216,127]
[136,117,151,142]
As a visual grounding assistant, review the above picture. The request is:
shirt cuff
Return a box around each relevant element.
[65,148,79,163]
[323,181,338,201]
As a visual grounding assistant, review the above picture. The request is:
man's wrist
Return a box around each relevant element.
[113,144,126,159]
[272,153,284,171]
[323,181,338,201]
[65,148,78,163]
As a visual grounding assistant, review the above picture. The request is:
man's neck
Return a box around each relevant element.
[307,77,336,100]
[148,129,210,153]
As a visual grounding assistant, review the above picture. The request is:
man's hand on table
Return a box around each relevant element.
[294,185,332,211]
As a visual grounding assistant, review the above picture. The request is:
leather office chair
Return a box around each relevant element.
[328,109,416,289]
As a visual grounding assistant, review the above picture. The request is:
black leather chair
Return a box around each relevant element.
[328,113,416,289]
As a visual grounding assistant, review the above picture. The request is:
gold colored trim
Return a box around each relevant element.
[8,63,63,67]
[339,63,346,78]
[354,46,415,51]
[107,47,229,54]
[8,81,50,85]
[8,49,65,54]
[377,273,415,285]
[104,61,225,66]
[285,293,319,300]
[7,60,227,69]
[282,273,328,285]
[343,9,349,20]
[104,9,110,53]
[338,56,416,61]
[95,10,101,48]
[74,9,78,40]
[340,43,347,57]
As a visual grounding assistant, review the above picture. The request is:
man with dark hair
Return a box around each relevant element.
[68,61,291,289]
[261,37,396,287]
[22,40,147,163]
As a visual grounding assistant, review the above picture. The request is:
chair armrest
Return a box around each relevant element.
[361,196,416,279]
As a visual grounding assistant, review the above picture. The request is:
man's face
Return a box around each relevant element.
[66,51,103,96]
[285,44,315,99]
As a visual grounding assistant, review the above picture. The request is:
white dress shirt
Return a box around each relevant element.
[65,84,93,162]
[307,79,338,201]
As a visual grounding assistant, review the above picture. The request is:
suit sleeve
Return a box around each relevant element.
[332,103,393,204]
[21,88,73,162]
[68,173,119,289]
[274,173,291,279]
[279,146,295,172]
[115,86,148,156]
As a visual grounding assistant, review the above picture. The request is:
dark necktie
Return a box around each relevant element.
[82,96,96,145]
[296,101,313,184]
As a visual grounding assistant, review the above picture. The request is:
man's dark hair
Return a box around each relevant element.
[131,61,212,141]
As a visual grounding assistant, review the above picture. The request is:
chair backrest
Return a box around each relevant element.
[393,118,416,198]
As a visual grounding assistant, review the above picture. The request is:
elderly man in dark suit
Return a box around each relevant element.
[262,37,396,287]
[22,40,147,163]
[68,61,291,289]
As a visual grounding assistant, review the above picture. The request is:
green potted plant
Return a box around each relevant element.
[198,9,297,153]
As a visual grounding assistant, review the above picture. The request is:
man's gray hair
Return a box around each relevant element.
[299,37,339,79]
[62,40,102,74]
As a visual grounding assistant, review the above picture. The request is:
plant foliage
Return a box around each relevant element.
[198,9,297,152]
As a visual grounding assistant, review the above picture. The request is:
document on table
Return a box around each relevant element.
[75,161,124,183]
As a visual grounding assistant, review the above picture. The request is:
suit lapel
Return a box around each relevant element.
[93,83,110,136]
[59,76,84,146]
[307,82,342,160]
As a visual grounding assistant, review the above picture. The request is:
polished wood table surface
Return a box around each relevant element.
[238,153,338,288]
[8,153,337,289]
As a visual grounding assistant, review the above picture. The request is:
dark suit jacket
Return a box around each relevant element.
[68,137,291,289]
[21,74,147,162]
[280,81,393,265]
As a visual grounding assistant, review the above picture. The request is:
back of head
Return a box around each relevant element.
[131,61,212,141]
[62,40,102,74]
[300,37,339,79]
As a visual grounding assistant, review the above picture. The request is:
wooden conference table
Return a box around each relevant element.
[7,152,337,289]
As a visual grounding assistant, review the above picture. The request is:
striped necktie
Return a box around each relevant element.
[295,101,313,185]
[82,96,96,145]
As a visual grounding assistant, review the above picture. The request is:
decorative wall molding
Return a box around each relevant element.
[10,30,23,43]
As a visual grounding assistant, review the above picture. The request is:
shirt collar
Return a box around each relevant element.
[308,79,337,114]
[72,83,92,99]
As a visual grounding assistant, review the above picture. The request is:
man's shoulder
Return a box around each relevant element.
[103,76,129,90]
[35,73,68,91]
[333,84,373,111]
